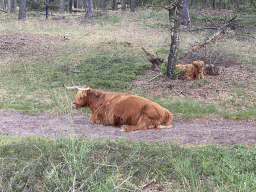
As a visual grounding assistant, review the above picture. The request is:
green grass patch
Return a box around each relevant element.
[1,136,256,191]
[154,96,222,119]
[232,107,256,120]
[73,54,149,90]
[0,53,149,114]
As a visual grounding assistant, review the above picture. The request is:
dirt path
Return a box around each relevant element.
[0,111,255,146]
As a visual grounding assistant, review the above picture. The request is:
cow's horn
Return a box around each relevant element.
[63,84,76,89]
[72,81,90,91]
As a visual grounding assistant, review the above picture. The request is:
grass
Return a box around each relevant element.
[1,135,256,191]
[0,9,256,192]
[0,9,255,119]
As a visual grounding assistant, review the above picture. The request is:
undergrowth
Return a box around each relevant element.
[1,136,256,191]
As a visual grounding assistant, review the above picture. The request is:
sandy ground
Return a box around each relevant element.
[0,111,255,146]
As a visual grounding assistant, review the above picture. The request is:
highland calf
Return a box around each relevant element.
[64,84,173,131]
[176,61,204,80]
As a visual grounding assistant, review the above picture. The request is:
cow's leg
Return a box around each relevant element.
[158,124,174,129]
[121,125,142,132]
[121,114,154,132]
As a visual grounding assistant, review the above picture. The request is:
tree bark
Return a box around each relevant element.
[7,0,10,13]
[7,0,15,13]
[85,0,93,19]
[18,0,26,20]
[190,0,194,7]
[1,0,5,10]
[212,0,216,9]
[59,0,65,14]
[113,0,118,10]
[101,0,106,10]
[122,0,126,11]
[219,0,222,9]
[131,0,135,12]
[78,0,83,9]
[74,0,77,8]
[69,0,72,13]
[166,1,183,79]
[181,0,190,25]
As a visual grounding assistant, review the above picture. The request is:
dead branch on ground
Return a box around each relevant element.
[141,47,165,71]
[0,8,7,13]
[72,8,85,12]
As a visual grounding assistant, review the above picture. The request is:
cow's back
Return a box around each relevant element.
[104,92,172,126]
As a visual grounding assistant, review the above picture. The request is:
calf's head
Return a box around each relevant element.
[192,61,204,73]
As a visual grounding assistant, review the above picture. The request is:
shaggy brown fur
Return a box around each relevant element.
[73,86,173,131]
[176,61,204,80]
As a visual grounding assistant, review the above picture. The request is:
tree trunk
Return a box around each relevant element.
[59,0,65,14]
[181,0,190,25]
[203,0,207,8]
[101,0,106,9]
[113,0,118,10]
[7,0,10,13]
[18,0,26,20]
[190,0,194,7]
[122,0,126,11]
[85,0,93,19]
[212,0,216,9]
[166,1,183,79]
[130,0,135,12]
[219,0,222,9]
[78,0,83,9]
[1,0,5,10]
[69,0,72,13]
[8,0,15,13]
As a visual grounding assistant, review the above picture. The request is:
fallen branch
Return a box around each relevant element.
[72,8,85,12]
[0,8,7,13]
[170,86,188,97]
[149,74,160,82]
[142,47,164,71]
[141,179,154,190]
[191,15,237,50]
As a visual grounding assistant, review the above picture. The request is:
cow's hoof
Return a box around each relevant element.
[120,128,127,132]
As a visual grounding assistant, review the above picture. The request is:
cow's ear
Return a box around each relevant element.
[94,90,102,98]
[192,61,198,66]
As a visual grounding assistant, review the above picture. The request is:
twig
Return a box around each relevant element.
[218,15,237,31]
[67,172,77,192]
[172,87,188,97]
[149,75,160,82]
[189,26,217,31]
[141,179,154,189]
[200,14,218,28]
[109,176,132,192]
[92,162,122,169]
[77,168,99,191]
[71,69,81,73]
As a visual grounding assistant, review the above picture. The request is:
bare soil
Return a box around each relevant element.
[0,111,255,146]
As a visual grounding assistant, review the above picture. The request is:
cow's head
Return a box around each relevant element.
[192,61,204,73]
[63,83,91,109]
